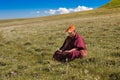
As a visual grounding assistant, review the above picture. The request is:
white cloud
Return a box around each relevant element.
[74,6,93,12]
[30,11,40,15]
[29,10,42,17]
[57,8,70,14]
[45,6,93,15]
[45,9,56,14]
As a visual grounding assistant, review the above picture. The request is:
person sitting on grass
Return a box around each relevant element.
[53,25,87,62]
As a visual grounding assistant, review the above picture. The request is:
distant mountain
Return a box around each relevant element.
[100,0,120,8]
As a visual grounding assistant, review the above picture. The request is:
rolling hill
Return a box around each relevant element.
[0,0,120,80]
[100,0,120,8]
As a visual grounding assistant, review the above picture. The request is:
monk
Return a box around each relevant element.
[53,25,87,62]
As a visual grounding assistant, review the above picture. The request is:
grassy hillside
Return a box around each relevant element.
[100,0,120,8]
[0,3,120,80]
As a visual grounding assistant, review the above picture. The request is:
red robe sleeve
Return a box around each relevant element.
[74,37,86,50]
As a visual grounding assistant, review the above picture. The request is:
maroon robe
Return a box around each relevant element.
[53,32,87,62]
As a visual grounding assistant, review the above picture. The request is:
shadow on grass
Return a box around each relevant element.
[80,57,101,64]
[110,52,120,57]
[17,65,28,70]
[5,41,13,45]
[30,72,41,78]
[5,70,19,78]
[109,72,120,80]
[24,42,32,46]
[104,60,119,67]
[0,62,7,66]
[0,43,4,47]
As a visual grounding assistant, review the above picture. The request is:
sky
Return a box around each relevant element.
[0,0,110,20]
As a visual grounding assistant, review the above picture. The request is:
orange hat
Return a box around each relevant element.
[66,25,75,32]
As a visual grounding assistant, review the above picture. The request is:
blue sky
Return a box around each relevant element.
[0,0,110,20]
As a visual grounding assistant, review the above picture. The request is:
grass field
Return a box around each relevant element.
[100,0,120,8]
[0,1,120,80]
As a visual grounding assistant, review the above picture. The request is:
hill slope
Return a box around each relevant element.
[100,0,120,8]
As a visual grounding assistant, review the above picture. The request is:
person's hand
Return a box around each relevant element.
[57,50,63,52]
[64,50,71,53]
[62,50,70,55]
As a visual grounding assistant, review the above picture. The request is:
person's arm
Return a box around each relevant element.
[64,48,77,52]
[74,37,86,50]
[57,50,63,52]
[56,38,67,53]
[60,36,69,51]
